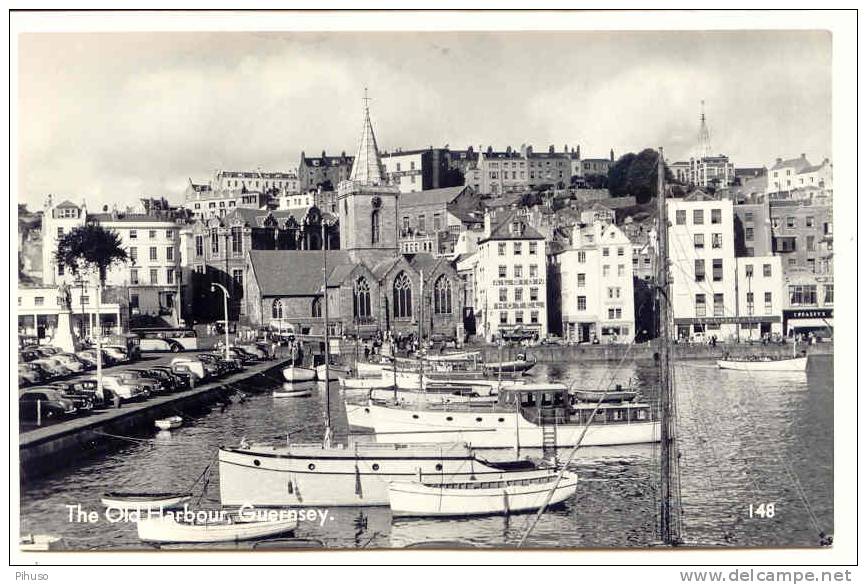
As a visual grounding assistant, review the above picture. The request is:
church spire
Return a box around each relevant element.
[349,88,386,186]
[698,99,711,159]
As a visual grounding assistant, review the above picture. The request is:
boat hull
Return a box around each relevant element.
[218,443,542,507]
[155,416,183,431]
[273,384,312,398]
[388,471,578,517]
[355,403,660,448]
[716,356,807,371]
[369,388,498,405]
[282,366,316,383]
[101,493,191,511]
[137,514,297,543]
[315,364,350,381]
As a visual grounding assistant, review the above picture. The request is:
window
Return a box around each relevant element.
[499,288,507,302]
[393,272,413,319]
[711,209,722,224]
[807,258,816,273]
[166,230,173,239]
[763,263,772,277]
[693,209,704,225]
[745,212,754,223]
[498,265,507,278]
[576,273,586,288]
[711,234,722,249]
[694,234,704,249]
[695,259,705,282]
[676,210,686,225]
[577,251,586,263]
[498,243,506,256]
[130,230,138,239]
[210,228,219,255]
[195,236,204,257]
[712,259,723,281]
[166,269,175,285]
[695,294,706,317]
[433,213,442,231]
[514,311,524,324]
[824,284,834,305]
[745,227,754,241]
[312,297,322,319]
[746,292,754,314]
[272,299,284,320]
[806,216,815,228]
[514,288,523,302]
[130,269,139,285]
[602,265,610,277]
[232,269,242,293]
[57,227,64,238]
[166,246,174,261]
[149,230,156,239]
[764,292,773,314]
[789,285,817,306]
[577,296,587,311]
[130,294,139,309]
[530,287,539,301]
[713,293,724,316]
[745,264,754,278]
[617,264,625,277]
[353,277,372,319]
[529,242,538,255]
[530,310,539,324]
[149,246,157,261]
[786,216,796,228]
[514,265,523,278]
[34,296,44,306]
[129,247,138,264]
[434,275,452,314]
[602,247,610,257]
[513,242,522,255]
[231,227,243,255]
[806,236,815,251]
[499,311,508,325]
[149,269,158,284]
[417,215,426,233]
[529,264,538,278]
[371,209,381,244]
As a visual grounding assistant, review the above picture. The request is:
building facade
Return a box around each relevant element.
[298,151,354,192]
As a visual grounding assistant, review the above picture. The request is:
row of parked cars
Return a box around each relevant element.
[19,342,273,424]
[18,345,134,387]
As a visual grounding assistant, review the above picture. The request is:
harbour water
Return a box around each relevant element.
[19,356,833,549]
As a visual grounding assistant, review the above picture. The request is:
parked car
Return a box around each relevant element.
[19,349,42,363]
[55,353,92,371]
[18,362,48,387]
[103,345,131,363]
[76,349,116,368]
[169,362,200,386]
[100,375,148,402]
[26,346,61,357]
[46,354,86,374]
[113,371,162,395]
[540,335,565,346]
[170,357,210,380]
[236,343,268,360]
[49,379,108,409]
[19,388,77,422]
[200,353,241,375]
[140,337,184,353]
[226,347,257,364]
[31,358,73,380]
[149,366,190,390]
[125,368,175,393]
[33,385,94,413]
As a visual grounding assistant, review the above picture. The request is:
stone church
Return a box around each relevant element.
[243,96,464,341]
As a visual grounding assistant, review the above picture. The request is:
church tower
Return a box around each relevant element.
[698,99,711,159]
[338,89,399,264]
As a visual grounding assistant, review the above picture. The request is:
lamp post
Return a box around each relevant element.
[211,282,231,361]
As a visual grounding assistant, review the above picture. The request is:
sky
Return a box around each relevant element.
[17,29,832,210]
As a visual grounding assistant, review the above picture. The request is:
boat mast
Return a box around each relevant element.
[656,146,682,545]
[322,220,332,448]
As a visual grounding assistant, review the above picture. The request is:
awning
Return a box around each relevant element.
[788,318,833,329]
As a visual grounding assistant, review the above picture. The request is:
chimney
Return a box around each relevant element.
[577,145,581,159]
[526,145,533,156]
[801,153,806,159]
[483,209,493,237]
[610,149,615,161]
[548,145,555,154]
[776,158,782,164]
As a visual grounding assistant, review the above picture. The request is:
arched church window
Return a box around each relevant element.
[433,275,452,315]
[272,299,284,320]
[393,272,412,319]
[353,277,371,320]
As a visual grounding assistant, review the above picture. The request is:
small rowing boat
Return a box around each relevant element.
[716,355,808,372]
[101,491,192,511]
[155,416,183,431]
[137,509,297,543]
[483,354,536,375]
[388,469,579,517]
[273,383,313,398]
[282,365,316,383]
[315,363,351,381]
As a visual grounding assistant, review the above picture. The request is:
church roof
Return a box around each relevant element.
[398,185,470,208]
[247,250,352,296]
[348,91,387,186]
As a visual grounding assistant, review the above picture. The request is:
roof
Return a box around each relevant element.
[398,186,469,208]
[89,213,178,225]
[301,155,353,167]
[481,211,544,243]
[770,156,812,172]
[348,98,386,186]
[55,200,80,209]
[798,163,827,174]
[248,250,352,296]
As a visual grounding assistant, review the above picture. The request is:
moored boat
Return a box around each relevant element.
[369,387,498,405]
[136,509,297,543]
[571,389,637,403]
[315,363,351,381]
[716,355,808,372]
[388,469,579,517]
[339,376,394,390]
[283,365,317,383]
[101,491,192,511]
[273,383,313,398]
[19,534,63,551]
[155,416,183,431]
[483,354,537,375]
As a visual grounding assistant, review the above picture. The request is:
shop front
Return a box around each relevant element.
[783,308,833,338]
[674,315,781,342]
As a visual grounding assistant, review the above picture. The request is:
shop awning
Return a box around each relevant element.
[788,318,833,329]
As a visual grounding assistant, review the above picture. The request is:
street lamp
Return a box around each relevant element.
[210,282,231,361]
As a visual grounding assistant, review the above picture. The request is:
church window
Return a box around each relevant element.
[272,299,284,320]
[433,275,452,315]
[353,277,371,320]
[393,272,413,319]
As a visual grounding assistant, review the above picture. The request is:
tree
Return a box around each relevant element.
[583,173,608,189]
[54,223,128,284]
[607,148,674,204]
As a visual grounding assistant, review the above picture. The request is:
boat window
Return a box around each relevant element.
[308,463,316,470]
[637,410,647,420]
[435,464,443,471]
[253,459,260,467]
[364,407,370,413]
[498,418,505,423]
[446,416,453,421]
[475,417,483,422]
[372,464,380,471]
[412,414,419,419]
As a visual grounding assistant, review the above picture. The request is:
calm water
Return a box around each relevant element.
[19,356,833,549]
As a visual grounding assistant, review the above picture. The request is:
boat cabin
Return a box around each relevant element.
[497,383,652,426]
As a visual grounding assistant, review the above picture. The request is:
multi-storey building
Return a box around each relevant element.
[553,221,636,343]
[732,201,773,257]
[17,283,123,342]
[182,177,269,220]
[380,147,463,193]
[469,211,547,341]
[298,150,354,192]
[464,145,583,196]
[581,152,615,178]
[667,194,782,340]
[766,154,833,199]
[397,185,484,257]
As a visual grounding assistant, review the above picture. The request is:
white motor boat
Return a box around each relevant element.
[388,469,578,517]
[315,363,351,381]
[355,358,392,378]
[155,416,183,431]
[716,355,808,372]
[101,491,192,511]
[273,384,313,398]
[369,387,498,405]
[339,376,394,390]
[137,509,297,543]
[282,365,316,383]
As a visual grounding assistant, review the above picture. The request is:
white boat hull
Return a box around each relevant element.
[101,493,191,511]
[355,403,660,448]
[369,388,498,405]
[282,366,316,383]
[388,470,578,517]
[716,356,807,371]
[356,361,390,378]
[273,384,312,398]
[340,376,394,390]
[155,416,183,431]
[315,364,351,381]
[137,513,297,543]
[218,442,542,507]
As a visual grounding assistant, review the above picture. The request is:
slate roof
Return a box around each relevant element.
[248,250,351,296]
[770,156,812,172]
[480,211,544,243]
[398,185,470,207]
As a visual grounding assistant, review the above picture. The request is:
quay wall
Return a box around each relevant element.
[19,359,289,480]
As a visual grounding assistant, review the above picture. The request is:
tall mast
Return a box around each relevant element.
[656,146,682,545]
[322,220,332,448]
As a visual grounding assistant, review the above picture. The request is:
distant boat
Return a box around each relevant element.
[101,491,192,511]
[155,416,183,431]
[388,470,578,517]
[717,355,808,372]
[19,534,63,551]
[484,354,537,375]
[282,365,316,383]
[315,363,351,381]
[137,510,297,543]
[273,383,313,398]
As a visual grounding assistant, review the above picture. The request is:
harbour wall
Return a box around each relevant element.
[18,359,289,480]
